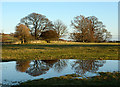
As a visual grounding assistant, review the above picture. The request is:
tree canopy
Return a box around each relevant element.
[15,13,112,43]
[70,15,112,42]
[40,30,59,43]
[20,13,54,39]
[14,24,31,44]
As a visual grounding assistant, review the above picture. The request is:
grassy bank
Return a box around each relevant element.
[15,72,120,86]
[2,42,119,60]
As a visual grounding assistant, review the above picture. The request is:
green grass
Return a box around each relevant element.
[15,72,120,86]
[2,42,119,60]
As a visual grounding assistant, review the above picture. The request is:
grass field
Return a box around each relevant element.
[2,41,119,60]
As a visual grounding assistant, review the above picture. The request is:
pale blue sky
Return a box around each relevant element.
[1,2,118,40]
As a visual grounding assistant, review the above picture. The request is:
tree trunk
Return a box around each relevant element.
[21,39,24,44]
[46,40,50,43]
[35,28,37,39]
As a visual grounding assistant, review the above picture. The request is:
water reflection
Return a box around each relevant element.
[71,60,106,75]
[1,59,118,85]
[16,60,30,72]
[15,60,68,76]
[53,59,68,72]
[15,59,105,77]
[26,60,59,76]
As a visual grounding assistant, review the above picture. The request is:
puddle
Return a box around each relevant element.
[0,59,119,86]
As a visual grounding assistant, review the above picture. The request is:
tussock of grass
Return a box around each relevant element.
[18,72,120,86]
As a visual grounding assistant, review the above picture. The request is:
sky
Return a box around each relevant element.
[0,1,118,40]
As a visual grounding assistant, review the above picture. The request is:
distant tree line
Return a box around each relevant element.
[14,13,112,44]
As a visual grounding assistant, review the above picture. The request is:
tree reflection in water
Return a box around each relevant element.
[16,59,106,77]
[53,59,68,72]
[25,59,68,76]
[71,60,106,75]
[26,60,53,76]
[16,60,31,72]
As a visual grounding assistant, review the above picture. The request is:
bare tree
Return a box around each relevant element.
[54,20,67,38]
[70,33,82,42]
[14,24,31,44]
[71,15,112,42]
[20,13,54,39]
[71,15,89,42]
[104,31,112,41]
